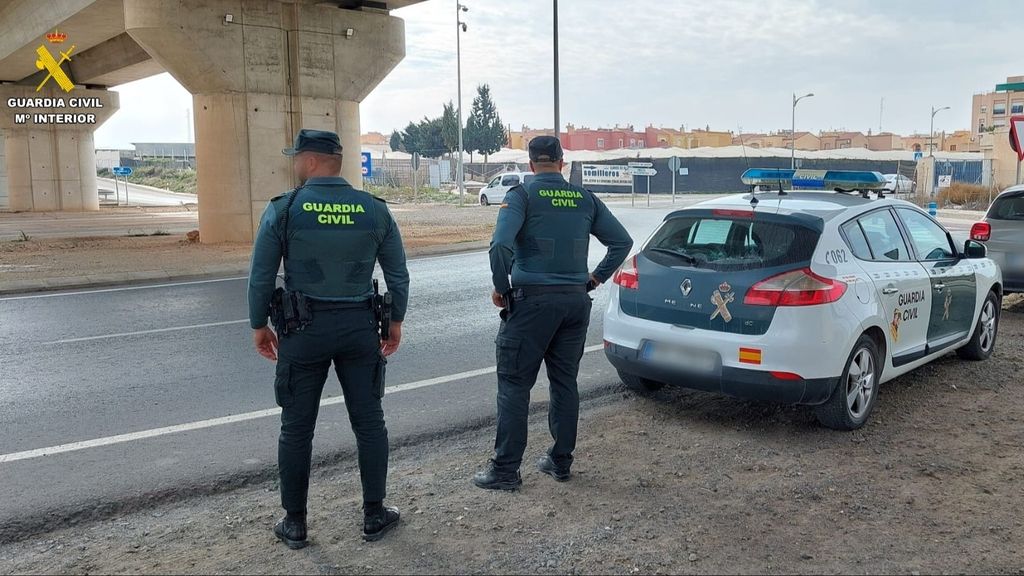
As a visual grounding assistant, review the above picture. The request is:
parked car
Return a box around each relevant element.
[971,184,1024,293]
[882,173,916,195]
[479,172,534,206]
[604,168,1002,430]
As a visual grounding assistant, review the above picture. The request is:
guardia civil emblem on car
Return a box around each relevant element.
[680,278,692,296]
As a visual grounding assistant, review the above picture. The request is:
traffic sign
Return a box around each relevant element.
[1010,115,1024,161]
[667,156,681,172]
[112,166,133,176]
[630,168,657,176]
[913,151,923,161]
[628,161,653,168]
[360,152,372,177]
[411,152,421,170]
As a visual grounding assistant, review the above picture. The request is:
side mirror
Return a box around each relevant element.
[963,239,987,259]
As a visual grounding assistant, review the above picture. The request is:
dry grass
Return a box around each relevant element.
[937,182,997,210]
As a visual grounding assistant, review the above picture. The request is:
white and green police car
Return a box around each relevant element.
[603,169,1003,430]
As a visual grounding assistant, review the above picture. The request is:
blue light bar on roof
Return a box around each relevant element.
[740,168,887,190]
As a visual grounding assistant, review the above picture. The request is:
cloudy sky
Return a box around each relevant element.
[95,0,1019,149]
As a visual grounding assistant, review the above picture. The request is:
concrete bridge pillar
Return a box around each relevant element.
[0,86,119,211]
[123,0,405,243]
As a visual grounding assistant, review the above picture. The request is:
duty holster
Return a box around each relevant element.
[372,279,393,340]
[269,287,313,337]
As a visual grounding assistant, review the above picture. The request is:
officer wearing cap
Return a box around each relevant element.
[473,135,633,490]
[248,129,410,546]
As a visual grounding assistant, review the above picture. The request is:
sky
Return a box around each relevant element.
[95,0,1020,149]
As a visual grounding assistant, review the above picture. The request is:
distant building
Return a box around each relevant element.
[645,126,733,148]
[819,131,868,150]
[361,131,389,147]
[866,132,903,152]
[972,75,1024,135]
[95,149,132,170]
[561,124,645,151]
[508,125,556,150]
[942,129,980,153]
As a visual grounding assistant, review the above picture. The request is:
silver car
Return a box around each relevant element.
[972,185,1024,294]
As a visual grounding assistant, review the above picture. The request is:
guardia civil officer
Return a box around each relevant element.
[473,136,633,490]
[248,129,410,546]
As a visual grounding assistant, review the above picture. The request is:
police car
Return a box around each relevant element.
[603,169,1003,430]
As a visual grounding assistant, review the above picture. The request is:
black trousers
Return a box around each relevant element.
[273,306,388,514]
[492,291,593,472]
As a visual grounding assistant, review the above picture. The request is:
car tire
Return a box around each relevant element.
[956,291,999,361]
[815,334,880,431]
[618,370,665,393]
[480,195,489,206]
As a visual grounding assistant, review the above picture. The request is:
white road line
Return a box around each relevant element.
[47,319,249,344]
[0,251,487,302]
[0,277,249,301]
[0,344,605,464]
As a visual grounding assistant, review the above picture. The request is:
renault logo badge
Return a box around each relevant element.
[680,278,692,297]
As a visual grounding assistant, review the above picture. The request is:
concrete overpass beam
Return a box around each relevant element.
[0,85,119,211]
[124,0,405,243]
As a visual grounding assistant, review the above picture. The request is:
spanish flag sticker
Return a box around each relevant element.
[738,347,762,365]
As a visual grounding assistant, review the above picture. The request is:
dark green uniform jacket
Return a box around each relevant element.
[489,172,633,294]
[248,176,410,329]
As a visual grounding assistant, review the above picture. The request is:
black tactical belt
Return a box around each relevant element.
[308,299,372,311]
[513,284,587,299]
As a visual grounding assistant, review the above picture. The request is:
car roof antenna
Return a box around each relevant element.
[777,178,787,196]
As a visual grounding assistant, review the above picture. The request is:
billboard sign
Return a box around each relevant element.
[582,164,633,187]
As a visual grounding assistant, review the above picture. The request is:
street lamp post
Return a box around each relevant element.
[791,92,814,169]
[456,2,468,204]
[929,105,950,157]
[553,0,559,139]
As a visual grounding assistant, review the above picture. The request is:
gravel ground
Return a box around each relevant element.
[2,296,1022,575]
[0,205,498,284]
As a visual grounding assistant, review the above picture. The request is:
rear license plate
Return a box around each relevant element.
[641,341,719,374]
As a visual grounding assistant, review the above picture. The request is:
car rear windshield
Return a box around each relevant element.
[989,194,1024,220]
[643,215,820,271]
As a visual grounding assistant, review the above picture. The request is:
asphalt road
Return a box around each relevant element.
[0,198,972,538]
[97,178,198,208]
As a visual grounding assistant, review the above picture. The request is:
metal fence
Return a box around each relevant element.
[933,159,984,187]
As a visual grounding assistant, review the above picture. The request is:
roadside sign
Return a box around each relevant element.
[360,152,372,177]
[628,161,653,168]
[913,151,923,161]
[667,156,681,172]
[411,152,421,170]
[938,175,952,188]
[629,168,657,176]
[679,167,689,176]
[1010,116,1024,161]
[111,166,133,176]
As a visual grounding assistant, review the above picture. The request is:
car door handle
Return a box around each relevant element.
[882,286,899,295]
[934,283,946,291]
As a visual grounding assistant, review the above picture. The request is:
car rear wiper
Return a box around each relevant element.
[649,247,699,266]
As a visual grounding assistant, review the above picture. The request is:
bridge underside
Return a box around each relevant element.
[0,0,421,242]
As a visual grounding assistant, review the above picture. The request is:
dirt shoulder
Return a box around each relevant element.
[0,205,497,292]
[3,299,1022,575]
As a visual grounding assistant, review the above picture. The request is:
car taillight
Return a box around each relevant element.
[970,221,991,242]
[612,255,639,290]
[744,267,847,306]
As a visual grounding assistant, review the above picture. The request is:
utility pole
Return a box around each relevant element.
[553,0,560,139]
[791,92,814,169]
[456,2,468,203]
[929,105,950,157]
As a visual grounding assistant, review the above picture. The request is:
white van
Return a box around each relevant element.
[479,171,534,206]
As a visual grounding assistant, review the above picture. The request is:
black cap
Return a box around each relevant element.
[528,135,564,162]
[282,129,342,156]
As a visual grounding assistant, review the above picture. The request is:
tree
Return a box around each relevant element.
[400,121,422,156]
[441,100,460,155]
[466,84,506,164]
[389,129,403,152]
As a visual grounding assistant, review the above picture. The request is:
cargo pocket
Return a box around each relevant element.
[374,355,388,399]
[274,362,294,408]
[495,335,521,376]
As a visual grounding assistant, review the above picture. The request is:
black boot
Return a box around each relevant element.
[363,503,401,542]
[273,513,308,550]
[537,455,571,482]
[472,460,522,491]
